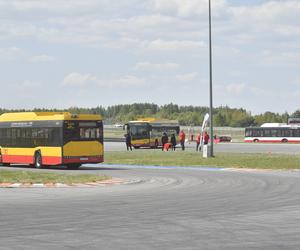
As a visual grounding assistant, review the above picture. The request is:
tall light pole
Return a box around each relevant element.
[208,0,214,157]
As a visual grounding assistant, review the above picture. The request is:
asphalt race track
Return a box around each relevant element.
[105,141,300,154]
[1,165,300,250]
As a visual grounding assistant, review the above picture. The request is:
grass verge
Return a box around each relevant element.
[0,170,111,184]
[105,151,300,170]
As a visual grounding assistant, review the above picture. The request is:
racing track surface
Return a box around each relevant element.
[1,165,300,249]
[105,141,300,154]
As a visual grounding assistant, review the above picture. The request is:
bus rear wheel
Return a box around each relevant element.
[253,139,259,143]
[282,139,288,143]
[34,152,43,169]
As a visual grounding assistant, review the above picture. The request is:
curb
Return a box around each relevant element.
[0,178,129,188]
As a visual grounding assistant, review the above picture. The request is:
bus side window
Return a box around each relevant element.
[264,129,271,137]
[293,129,300,137]
[245,129,251,137]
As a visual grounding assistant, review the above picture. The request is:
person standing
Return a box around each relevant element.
[125,133,132,151]
[170,133,177,151]
[196,133,201,151]
[161,132,168,151]
[203,131,209,145]
[179,130,186,151]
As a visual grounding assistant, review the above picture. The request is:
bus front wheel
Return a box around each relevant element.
[282,139,288,143]
[34,152,43,169]
[253,139,259,143]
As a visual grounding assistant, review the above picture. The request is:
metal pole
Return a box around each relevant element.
[208,0,214,157]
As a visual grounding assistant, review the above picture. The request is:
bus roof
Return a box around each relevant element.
[260,123,288,127]
[128,118,179,125]
[0,112,102,122]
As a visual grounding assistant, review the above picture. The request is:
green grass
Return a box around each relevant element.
[105,151,300,170]
[0,170,111,184]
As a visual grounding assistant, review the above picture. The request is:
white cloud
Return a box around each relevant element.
[0,47,23,58]
[29,54,55,63]
[261,51,300,66]
[292,78,300,86]
[62,72,97,86]
[0,22,37,39]
[144,39,205,51]
[151,0,226,17]
[134,62,179,71]
[225,83,246,95]
[19,80,41,88]
[0,0,108,12]
[109,75,145,87]
[62,72,145,88]
[175,72,198,82]
[229,1,300,37]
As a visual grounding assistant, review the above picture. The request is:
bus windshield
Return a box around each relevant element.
[130,124,149,140]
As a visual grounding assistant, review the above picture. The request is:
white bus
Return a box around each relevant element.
[245,123,300,143]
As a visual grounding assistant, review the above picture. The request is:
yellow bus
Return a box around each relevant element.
[0,112,103,169]
[124,118,180,148]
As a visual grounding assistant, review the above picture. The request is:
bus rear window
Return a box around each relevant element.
[63,120,103,142]
[80,128,101,139]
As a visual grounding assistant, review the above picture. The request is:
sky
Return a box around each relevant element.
[0,0,299,114]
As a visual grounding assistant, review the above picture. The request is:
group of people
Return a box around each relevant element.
[124,130,210,152]
[161,130,209,152]
[195,131,210,151]
[161,130,186,151]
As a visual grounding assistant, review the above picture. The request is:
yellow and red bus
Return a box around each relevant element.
[124,118,180,148]
[0,112,103,169]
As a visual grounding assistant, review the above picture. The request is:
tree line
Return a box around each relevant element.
[0,103,299,127]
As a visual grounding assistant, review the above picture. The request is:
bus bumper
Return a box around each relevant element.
[62,156,104,164]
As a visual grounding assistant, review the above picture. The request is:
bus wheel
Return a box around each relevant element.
[2,163,10,166]
[67,164,81,169]
[282,139,288,143]
[34,152,43,169]
[133,146,140,149]
[154,140,159,148]
[253,139,259,143]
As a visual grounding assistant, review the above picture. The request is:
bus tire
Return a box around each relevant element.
[67,164,81,169]
[2,163,10,166]
[133,146,140,149]
[253,139,259,143]
[154,140,159,148]
[282,139,288,143]
[34,151,43,169]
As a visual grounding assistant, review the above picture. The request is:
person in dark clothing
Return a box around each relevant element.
[196,133,201,151]
[125,133,132,151]
[161,132,168,151]
[170,134,177,151]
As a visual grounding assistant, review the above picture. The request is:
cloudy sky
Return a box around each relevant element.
[0,0,299,114]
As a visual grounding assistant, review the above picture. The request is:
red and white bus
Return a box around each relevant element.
[245,123,300,143]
